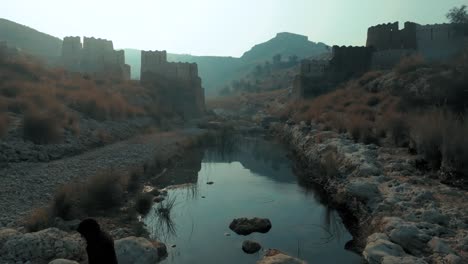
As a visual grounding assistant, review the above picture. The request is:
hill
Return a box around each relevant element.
[241,32,329,63]
[0,18,62,64]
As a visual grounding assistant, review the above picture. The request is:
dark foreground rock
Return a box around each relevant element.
[242,240,262,254]
[257,249,306,264]
[229,217,272,235]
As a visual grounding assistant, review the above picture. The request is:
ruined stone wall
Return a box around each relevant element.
[366,22,418,51]
[141,50,198,81]
[416,23,466,61]
[140,49,205,118]
[299,59,328,77]
[61,36,130,80]
[371,49,416,70]
[330,46,373,79]
[61,36,82,72]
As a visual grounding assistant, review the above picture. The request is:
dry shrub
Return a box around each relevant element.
[441,118,468,176]
[346,115,378,144]
[0,113,9,138]
[23,111,63,144]
[135,193,153,215]
[80,171,127,214]
[320,150,340,177]
[378,111,410,146]
[359,71,384,86]
[394,55,426,75]
[95,129,113,144]
[25,207,53,232]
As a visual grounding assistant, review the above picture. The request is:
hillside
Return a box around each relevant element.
[0,18,62,64]
[241,32,329,63]
[125,32,329,96]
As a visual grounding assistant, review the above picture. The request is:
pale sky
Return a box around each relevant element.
[2,0,466,57]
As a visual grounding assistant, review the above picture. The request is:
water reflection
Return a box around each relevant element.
[144,137,362,264]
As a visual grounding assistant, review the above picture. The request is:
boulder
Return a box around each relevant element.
[242,240,261,254]
[346,179,381,201]
[381,256,428,264]
[0,228,20,248]
[49,259,80,264]
[229,217,272,235]
[115,236,167,264]
[0,228,85,263]
[257,249,306,264]
[363,233,406,264]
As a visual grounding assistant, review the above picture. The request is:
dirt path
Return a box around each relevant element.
[0,129,204,228]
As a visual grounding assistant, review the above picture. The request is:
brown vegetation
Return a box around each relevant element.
[0,53,147,144]
[0,112,8,138]
[281,55,468,184]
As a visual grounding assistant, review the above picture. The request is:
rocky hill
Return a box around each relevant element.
[0,18,62,64]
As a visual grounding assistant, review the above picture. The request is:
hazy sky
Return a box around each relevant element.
[2,0,466,57]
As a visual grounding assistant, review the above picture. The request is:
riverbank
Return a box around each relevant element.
[275,122,468,264]
[0,128,206,263]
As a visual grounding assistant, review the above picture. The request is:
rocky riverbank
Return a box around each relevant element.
[275,122,468,264]
[0,128,207,263]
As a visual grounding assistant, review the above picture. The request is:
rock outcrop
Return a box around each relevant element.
[242,240,262,254]
[276,122,468,264]
[0,228,85,263]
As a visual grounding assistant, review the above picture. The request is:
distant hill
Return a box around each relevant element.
[0,18,62,63]
[0,18,330,96]
[241,32,329,63]
[126,33,329,96]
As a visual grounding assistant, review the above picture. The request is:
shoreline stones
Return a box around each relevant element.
[229,217,272,235]
[257,249,306,264]
[242,240,261,254]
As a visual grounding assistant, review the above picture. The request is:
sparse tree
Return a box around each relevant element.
[288,55,298,65]
[446,5,468,24]
[272,54,282,65]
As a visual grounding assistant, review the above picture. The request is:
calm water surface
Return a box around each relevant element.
[144,137,362,264]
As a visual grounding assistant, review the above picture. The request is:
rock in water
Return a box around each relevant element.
[229,217,272,235]
[242,240,262,254]
[115,236,167,264]
[257,249,306,264]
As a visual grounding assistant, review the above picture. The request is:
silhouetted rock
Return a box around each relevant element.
[229,217,272,235]
[242,240,261,254]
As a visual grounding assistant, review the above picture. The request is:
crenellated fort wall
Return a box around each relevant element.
[61,36,130,80]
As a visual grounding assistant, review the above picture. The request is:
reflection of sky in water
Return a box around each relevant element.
[144,139,362,264]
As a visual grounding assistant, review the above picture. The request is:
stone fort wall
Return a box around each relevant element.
[140,50,199,81]
[61,36,130,80]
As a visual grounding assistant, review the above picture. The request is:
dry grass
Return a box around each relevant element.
[0,53,147,144]
[394,54,426,75]
[25,207,53,232]
[410,109,468,175]
[22,111,63,144]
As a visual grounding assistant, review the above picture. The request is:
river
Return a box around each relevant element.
[144,136,363,263]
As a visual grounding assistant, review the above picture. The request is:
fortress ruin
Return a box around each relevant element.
[61,36,130,80]
[140,50,205,118]
[293,21,468,98]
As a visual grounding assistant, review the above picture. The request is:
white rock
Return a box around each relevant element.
[257,249,306,264]
[364,233,406,264]
[49,259,80,264]
[382,256,428,264]
[0,228,85,263]
[115,236,167,264]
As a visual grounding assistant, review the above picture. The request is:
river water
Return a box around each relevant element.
[144,136,362,263]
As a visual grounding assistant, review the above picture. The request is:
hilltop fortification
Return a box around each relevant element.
[61,36,130,80]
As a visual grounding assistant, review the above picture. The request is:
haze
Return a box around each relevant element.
[1,0,466,56]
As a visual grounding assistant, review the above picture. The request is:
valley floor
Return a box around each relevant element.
[0,128,204,228]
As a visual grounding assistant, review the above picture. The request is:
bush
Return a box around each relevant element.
[346,115,378,144]
[23,112,62,144]
[80,171,126,213]
[25,207,53,232]
[135,193,153,215]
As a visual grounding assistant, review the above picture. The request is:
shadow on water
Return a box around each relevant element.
[144,134,363,263]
